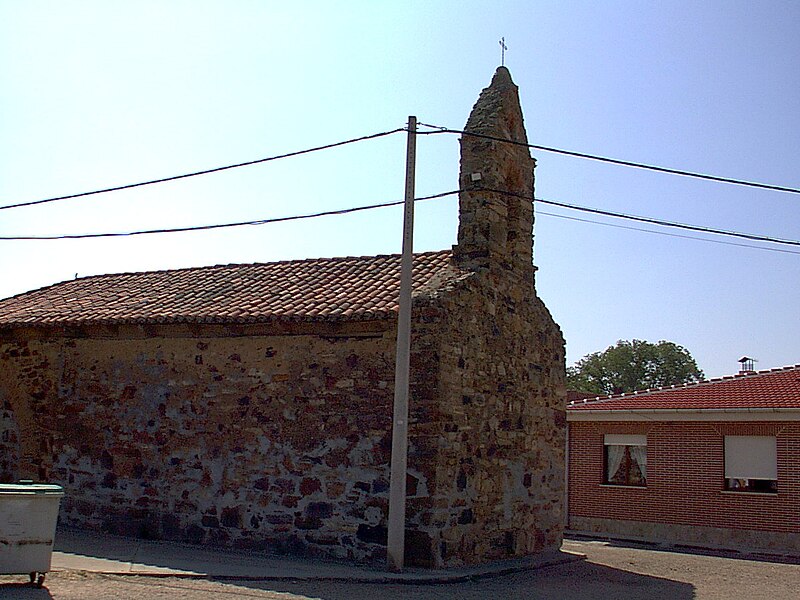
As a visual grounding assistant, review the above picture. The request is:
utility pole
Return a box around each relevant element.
[387,116,416,572]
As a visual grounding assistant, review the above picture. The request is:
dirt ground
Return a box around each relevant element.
[2,538,799,599]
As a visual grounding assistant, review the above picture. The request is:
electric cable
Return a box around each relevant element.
[535,209,800,256]
[474,187,800,248]
[2,186,797,255]
[0,128,406,211]
[0,191,459,240]
[418,123,800,195]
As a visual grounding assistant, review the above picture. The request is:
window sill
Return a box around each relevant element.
[600,484,647,490]
[720,490,777,497]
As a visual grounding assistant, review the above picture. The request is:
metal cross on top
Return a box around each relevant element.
[499,37,508,66]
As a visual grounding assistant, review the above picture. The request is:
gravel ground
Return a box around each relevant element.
[2,539,799,599]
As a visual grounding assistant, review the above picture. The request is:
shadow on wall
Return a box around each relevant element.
[0,400,20,483]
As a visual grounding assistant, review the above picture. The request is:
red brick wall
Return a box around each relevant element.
[568,420,800,534]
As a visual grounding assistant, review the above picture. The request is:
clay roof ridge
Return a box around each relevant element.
[567,364,800,407]
[0,249,466,327]
[0,249,454,302]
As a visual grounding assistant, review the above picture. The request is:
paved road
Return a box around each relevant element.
[2,539,799,599]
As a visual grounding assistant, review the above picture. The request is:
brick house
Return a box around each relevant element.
[0,67,566,568]
[567,364,800,555]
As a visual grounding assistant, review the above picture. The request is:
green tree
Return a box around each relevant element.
[567,339,704,395]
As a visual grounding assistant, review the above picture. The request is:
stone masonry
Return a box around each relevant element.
[0,67,565,567]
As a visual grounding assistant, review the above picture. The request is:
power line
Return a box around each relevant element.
[0,191,459,240]
[536,208,800,256]
[7,122,796,217]
[3,185,797,255]
[475,187,800,248]
[0,128,406,211]
[537,196,800,247]
[418,123,800,195]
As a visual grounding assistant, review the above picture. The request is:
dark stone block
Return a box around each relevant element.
[265,513,293,525]
[405,529,434,568]
[273,477,295,494]
[305,502,332,518]
[356,523,387,545]
[233,537,273,552]
[202,515,220,528]
[300,477,321,496]
[491,530,515,556]
[307,532,340,545]
[100,450,114,470]
[456,469,467,491]
[101,472,117,489]
[295,515,322,530]
[161,513,182,539]
[184,524,205,544]
[406,473,419,496]
[207,528,231,546]
[458,508,474,524]
[221,506,242,528]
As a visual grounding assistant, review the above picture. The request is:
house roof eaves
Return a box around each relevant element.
[567,407,800,423]
[567,364,800,409]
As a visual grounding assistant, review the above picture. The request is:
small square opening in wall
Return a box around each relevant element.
[724,435,777,493]
[603,434,646,487]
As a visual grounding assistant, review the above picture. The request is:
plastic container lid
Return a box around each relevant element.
[0,480,65,496]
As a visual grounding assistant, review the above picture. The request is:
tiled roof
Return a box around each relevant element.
[0,250,470,327]
[567,365,800,411]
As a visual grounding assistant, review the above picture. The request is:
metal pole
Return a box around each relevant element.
[387,115,416,572]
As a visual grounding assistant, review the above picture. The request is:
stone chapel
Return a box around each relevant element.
[0,67,566,568]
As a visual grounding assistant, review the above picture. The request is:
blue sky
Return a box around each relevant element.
[1,1,798,378]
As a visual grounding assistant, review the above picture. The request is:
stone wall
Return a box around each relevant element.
[0,395,19,482]
[405,271,566,567]
[0,322,410,562]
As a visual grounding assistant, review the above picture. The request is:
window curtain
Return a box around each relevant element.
[629,444,647,481]
[606,445,625,482]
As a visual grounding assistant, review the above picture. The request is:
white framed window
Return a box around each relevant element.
[604,434,647,487]
[724,435,777,493]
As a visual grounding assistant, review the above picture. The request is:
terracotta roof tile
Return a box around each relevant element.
[0,250,470,328]
[567,365,800,411]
